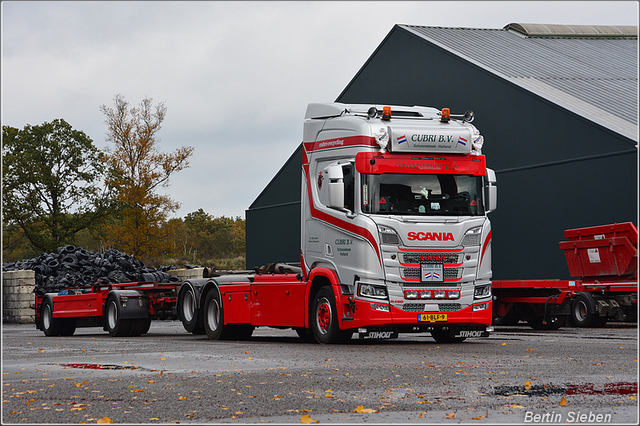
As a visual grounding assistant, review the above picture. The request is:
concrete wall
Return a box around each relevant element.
[166,267,206,282]
[2,270,36,324]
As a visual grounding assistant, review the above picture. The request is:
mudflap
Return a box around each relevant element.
[450,327,491,339]
[358,329,399,340]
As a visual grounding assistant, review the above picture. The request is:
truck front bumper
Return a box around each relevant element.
[340,299,492,330]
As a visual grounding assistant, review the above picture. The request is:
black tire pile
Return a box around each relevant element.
[2,245,181,296]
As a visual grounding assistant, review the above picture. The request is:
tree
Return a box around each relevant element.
[2,120,115,254]
[183,209,246,260]
[100,94,194,264]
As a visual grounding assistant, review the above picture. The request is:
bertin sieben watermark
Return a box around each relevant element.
[524,410,613,423]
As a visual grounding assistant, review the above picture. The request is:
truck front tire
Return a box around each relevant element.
[311,286,351,344]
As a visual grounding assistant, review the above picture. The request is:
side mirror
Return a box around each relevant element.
[485,168,497,213]
[324,163,344,210]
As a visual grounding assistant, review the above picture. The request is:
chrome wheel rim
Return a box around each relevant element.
[108,300,118,329]
[206,298,220,331]
[183,290,195,322]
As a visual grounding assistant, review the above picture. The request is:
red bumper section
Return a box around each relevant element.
[339,298,492,330]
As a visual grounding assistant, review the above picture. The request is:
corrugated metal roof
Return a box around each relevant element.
[505,23,637,37]
[400,24,638,141]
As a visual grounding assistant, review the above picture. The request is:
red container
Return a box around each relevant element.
[559,222,638,278]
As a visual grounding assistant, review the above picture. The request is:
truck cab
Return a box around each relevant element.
[301,103,497,342]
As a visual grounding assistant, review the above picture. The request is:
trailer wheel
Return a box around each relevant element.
[311,286,351,344]
[105,295,133,337]
[42,299,62,337]
[430,328,466,343]
[571,293,607,327]
[60,319,77,336]
[129,318,151,337]
[527,315,565,330]
[179,285,204,334]
[203,289,224,340]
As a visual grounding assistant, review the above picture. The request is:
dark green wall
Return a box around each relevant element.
[336,26,637,280]
[246,25,637,279]
[245,145,302,269]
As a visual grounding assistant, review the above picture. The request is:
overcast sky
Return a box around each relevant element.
[2,1,638,219]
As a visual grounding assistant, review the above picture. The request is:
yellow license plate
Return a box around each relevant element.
[418,313,448,322]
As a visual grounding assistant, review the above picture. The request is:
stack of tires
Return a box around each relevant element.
[2,246,181,295]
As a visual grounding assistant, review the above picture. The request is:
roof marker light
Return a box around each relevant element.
[440,108,450,123]
[382,106,392,121]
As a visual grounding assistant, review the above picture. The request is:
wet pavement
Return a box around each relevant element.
[2,321,638,424]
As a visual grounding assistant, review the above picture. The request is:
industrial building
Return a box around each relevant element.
[246,23,638,280]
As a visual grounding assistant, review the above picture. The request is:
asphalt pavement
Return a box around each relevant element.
[2,321,638,424]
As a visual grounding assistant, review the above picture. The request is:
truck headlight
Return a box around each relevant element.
[473,302,490,311]
[359,283,388,299]
[474,284,492,299]
[370,303,390,312]
[378,225,401,246]
[462,226,482,246]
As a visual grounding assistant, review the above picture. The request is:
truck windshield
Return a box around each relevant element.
[361,173,485,216]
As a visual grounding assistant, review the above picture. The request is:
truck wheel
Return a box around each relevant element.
[129,318,151,336]
[295,327,315,342]
[430,328,466,343]
[179,285,204,334]
[311,286,351,344]
[571,293,606,327]
[203,289,224,340]
[105,295,133,337]
[42,299,62,337]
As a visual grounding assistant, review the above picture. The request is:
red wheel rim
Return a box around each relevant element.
[317,300,331,333]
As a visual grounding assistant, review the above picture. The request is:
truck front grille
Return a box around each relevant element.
[403,303,425,312]
[400,267,462,284]
[401,252,462,264]
[439,303,462,312]
[402,303,462,312]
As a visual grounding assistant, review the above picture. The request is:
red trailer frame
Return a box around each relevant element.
[492,222,637,329]
[34,281,179,337]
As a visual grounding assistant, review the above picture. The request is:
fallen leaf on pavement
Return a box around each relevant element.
[503,404,526,409]
[300,414,318,423]
[353,405,378,413]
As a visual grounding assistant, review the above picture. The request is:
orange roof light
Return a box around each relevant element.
[382,106,392,121]
[440,108,450,123]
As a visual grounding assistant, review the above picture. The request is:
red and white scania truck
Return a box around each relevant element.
[162,102,496,344]
[34,102,497,343]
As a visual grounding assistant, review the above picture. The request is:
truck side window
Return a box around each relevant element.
[343,164,354,212]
